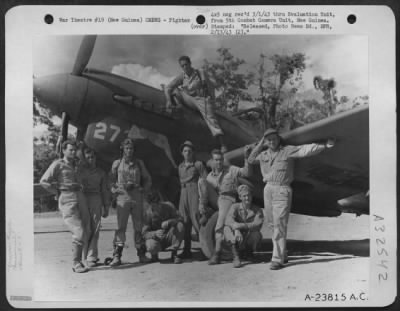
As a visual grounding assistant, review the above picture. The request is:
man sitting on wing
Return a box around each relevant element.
[165,55,227,152]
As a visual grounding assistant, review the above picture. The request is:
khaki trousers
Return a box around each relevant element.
[181,92,223,137]
[145,222,185,255]
[113,189,144,249]
[263,184,292,264]
[84,193,103,262]
[224,226,262,251]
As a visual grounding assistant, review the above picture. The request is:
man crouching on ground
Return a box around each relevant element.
[142,191,185,264]
[224,184,264,268]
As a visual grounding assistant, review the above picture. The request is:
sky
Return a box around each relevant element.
[33,35,368,99]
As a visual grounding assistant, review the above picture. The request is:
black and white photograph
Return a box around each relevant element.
[5,5,396,308]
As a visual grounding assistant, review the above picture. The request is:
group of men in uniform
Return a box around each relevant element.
[40,54,335,273]
[40,142,110,273]
[40,129,334,273]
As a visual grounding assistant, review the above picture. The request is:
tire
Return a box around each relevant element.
[199,211,232,260]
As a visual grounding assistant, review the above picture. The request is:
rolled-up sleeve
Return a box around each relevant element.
[40,161,59,191]
[165,74,183,93]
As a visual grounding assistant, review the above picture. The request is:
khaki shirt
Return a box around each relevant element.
[110,157,152,191]
[178,160,207,185]
[199,161,250,205]
[142,202,183,239]
[225,202,264,232]
[248,144,326,185]
[40,158,80,190]
[166,69,205,97]
[79,164,111,205]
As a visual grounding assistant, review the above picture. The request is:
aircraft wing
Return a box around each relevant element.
[225,105,369,217]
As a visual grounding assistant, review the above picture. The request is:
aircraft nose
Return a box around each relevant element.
[33,74,68,116]
[33,73,88,124]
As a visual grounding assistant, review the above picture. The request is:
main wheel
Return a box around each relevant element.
[199,211,232,260]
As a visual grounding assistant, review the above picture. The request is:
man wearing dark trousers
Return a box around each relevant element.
[177,140,207,259]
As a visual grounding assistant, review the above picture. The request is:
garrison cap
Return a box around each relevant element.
[263,128,279,138]
[180,140,195,152]
[237,184,251,196]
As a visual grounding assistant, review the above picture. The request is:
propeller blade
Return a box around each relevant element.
[71,35,97,76]
[56,112,70,157]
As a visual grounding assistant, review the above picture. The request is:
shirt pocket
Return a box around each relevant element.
[220,176,236,193]
[274,159,289,171]
[260,154,269,164]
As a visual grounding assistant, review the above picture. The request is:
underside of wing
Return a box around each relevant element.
[225,105,369,217]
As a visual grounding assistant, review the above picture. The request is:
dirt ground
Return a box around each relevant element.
[33,209,369,306]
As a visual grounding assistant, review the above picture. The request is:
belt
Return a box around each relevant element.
[181,182,197,188]
[59,183,83,192]
[116,183,141,190]
[266,181,291,186]
[219,192,237,199]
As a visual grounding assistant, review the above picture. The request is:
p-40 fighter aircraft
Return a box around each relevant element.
[33,36,369,257]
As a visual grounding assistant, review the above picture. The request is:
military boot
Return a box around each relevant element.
[109,245,123,267]
[231,242,242,268]
[208,236,222,265]
[171,250,183,264]
[150,253,159,263]
[208,251,221,265]
[72,244,89,273]
[137,246,150,263]
[178,238,192,259]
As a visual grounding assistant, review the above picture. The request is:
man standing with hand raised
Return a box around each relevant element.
[248,128,335,270]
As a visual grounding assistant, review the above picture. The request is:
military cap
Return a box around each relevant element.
[121,138,135,148]
[180,140,195,152]
[237,184,251,196]
[263,128,279,138]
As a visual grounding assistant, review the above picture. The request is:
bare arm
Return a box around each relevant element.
[162,203,183,229]
[109,160,120,193]
[196,161,208,179]
[198,178,209,206]
[165,74,183,105]
[142,224,157,240]
[40,161,59,192]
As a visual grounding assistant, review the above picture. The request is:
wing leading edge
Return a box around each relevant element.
[225,105,369,217]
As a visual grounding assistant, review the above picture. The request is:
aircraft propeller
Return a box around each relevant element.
[71,35,97,76]
[55,35,97,155]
